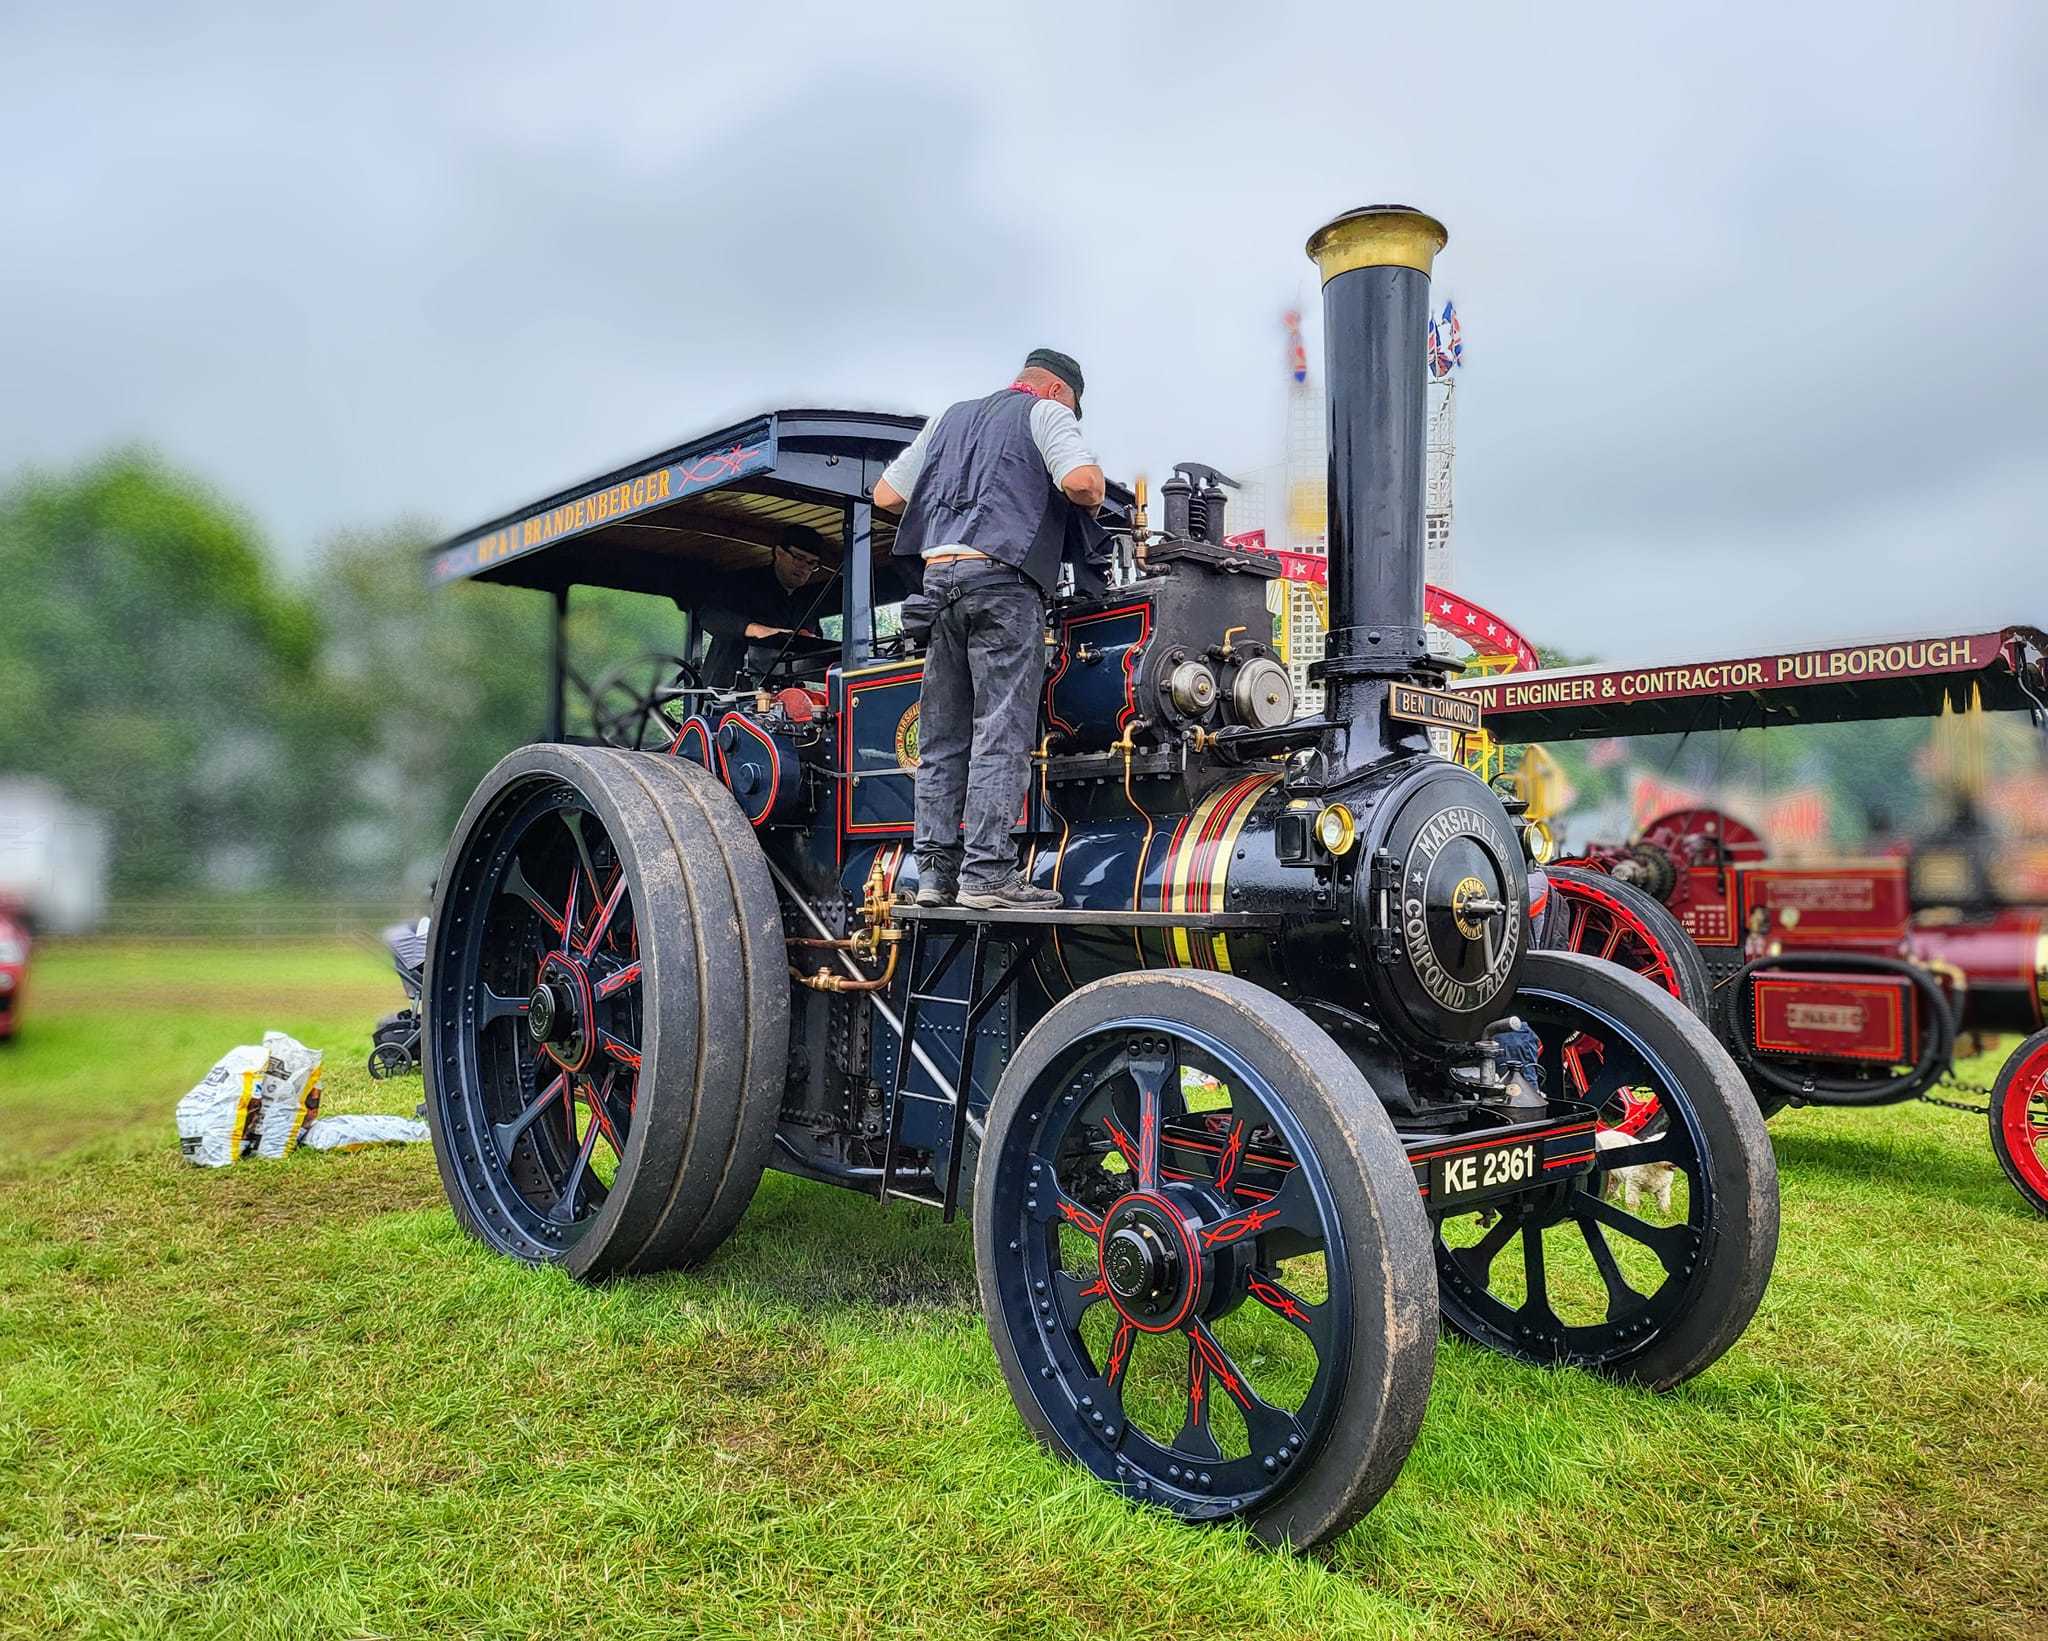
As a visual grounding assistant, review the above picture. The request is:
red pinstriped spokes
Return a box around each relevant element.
[1213,1120,1246,1194]
[1046,1135,1326,1484]
[1105,1320,1136,1389]
[1101,1116,1140,1172]
[594,960,640,1001]
[582,870,629,958]
[1127,1047,1173,1191]
[1017,1018,1348,1515]
[482,802,645,1230]
[1057,1196,1104,1239]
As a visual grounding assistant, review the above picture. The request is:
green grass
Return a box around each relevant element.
[1,943,2043,1639]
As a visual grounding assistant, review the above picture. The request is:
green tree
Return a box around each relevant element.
[306,526,692,890]
[308,523,553,892]
[0,449,362,892]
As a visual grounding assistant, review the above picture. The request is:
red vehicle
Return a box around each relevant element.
[1452,626,2048,1212]
[0,905,30,1041]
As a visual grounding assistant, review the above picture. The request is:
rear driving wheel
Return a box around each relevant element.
[975,971,1436,1551]
[424,744,787,1280]
[1436,951,1778,1389]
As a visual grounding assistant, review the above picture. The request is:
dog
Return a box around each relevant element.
[1595,1126,1675,1215]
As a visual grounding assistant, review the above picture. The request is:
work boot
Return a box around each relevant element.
[911,855,959,907]
[957,873,1062,911]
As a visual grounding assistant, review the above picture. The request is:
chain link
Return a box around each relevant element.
[1920,1073,1996,1116]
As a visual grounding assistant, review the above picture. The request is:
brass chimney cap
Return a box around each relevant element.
[1305,205,1448,283]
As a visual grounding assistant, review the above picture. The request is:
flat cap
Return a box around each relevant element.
[1022,348,1084,417]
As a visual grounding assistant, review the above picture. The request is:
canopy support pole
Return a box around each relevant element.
[547,586,568,742]
[844,499,875,667]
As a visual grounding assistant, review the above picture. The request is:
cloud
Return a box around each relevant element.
[1,0,2039,657]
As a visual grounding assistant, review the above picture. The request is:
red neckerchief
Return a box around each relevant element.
[1009,379,1058,401]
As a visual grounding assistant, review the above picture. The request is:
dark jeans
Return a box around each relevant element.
[914,558,1045,888]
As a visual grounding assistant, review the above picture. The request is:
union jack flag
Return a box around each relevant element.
[1444,300,1464,366]
[1426,313,1453,379]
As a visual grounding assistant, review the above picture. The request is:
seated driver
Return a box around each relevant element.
[696,525,837,686]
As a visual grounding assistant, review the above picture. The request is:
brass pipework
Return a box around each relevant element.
[794,938,901,994]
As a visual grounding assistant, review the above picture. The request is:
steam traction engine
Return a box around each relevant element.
[420,206,1779,1548]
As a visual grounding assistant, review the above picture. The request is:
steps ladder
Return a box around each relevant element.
[878,916,1043,1220]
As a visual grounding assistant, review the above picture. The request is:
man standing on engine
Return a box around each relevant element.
[873,350,1106,909]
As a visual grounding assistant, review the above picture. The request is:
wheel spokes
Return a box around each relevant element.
[581,1073,628,1159]
[1453,1211,1521,1286]
[1576,1215,1645,1318]
[494,1072,568,1153]
[1053,1192,1105,1238]
[559,866,581,957]
[1572,1189,1689,1273]
[1519,1223,1563,1328]
[582,870,629,957]
[549,1111,603,1224]
[562,808,604,909]
[1188,1320,1301,1453]
[1054,1268,1111,1326]
[1196,1169,1318,1248]
[1174,1335,1223,1461]
[1104,1320,1136,1390]
[1127,1046,1175,1189]
[481,987,530,1025]
[1213,1119,1248,1194]
[500,857,565,939]
[1594,1131,1684,1171]
[1247,1270,1325,1343]
[594,960,641,1000]
[1100,1115,1140,1172]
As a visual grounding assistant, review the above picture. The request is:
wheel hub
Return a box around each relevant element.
[527,981,568,1044]
[1098,1194,1202,1332]
[1104,1223,1170,1302]
[531,953,594,1071]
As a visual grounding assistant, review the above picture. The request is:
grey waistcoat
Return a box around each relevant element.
[892,390,1069,595]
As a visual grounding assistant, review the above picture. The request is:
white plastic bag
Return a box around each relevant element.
[255,1031,324,1159]
[175,1046,268,1168]
[301,1114,430,1152]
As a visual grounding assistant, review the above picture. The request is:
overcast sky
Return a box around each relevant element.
[3,2,2040,658]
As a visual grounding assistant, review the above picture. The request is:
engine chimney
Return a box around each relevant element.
[1304,205,1447,780]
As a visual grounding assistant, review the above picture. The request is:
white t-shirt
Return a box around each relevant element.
[881,397,1098,557]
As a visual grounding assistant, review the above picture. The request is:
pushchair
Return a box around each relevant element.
[367,917,428,1078]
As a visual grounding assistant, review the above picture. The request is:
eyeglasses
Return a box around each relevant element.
[777,545,823,571]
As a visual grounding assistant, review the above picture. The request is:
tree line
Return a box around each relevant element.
[0,449,653,897]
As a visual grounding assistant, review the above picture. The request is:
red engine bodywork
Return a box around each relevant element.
[0,909,30,1041]
[1566,808,2048,1076]
[1748,969,1916,1064]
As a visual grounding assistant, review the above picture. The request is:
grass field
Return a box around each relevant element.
[0,941,2043,1640]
